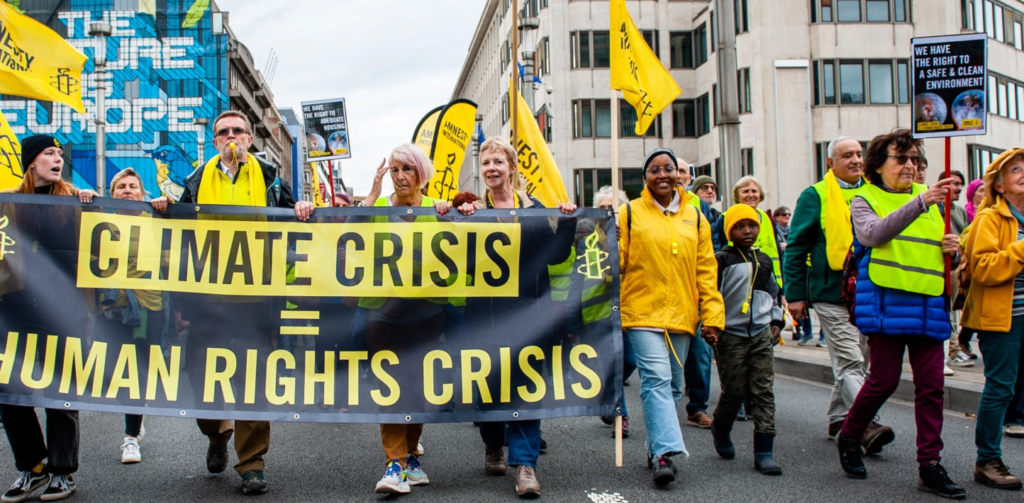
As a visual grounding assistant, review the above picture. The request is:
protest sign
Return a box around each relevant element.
[911,34,988,139]
[302,98,352,162]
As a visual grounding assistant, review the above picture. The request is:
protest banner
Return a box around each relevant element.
[0,195,621,424]
[911,33,988,139]
[301,98,352,162]
[426,99,478,202]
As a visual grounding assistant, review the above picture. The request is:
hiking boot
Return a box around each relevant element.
[711,418,736,460]
[405,454,428,486]
[827,421,843,441]
[608,416,629,438]
[918,462,966,499]
[485,446,507,475]
[240,470,268,495]
[862,420,895,456]
[753,432,783,476]
[836,432,866,479]
[206,443,229,474]
[39,475,74,502]
[686,411,712,429]
[651,454,677,486]
[375,459,409,494]
[974,458,1023,490]
[120,437,141,464]
[1005,423,1024,438]
[513,465,540,498]
[2,471,50,503]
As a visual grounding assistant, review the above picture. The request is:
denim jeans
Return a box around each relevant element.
[683,334,711,415]
[479,420,541,468]
[620,332,636,417]
[628,329,692,458]
[976,315,1024,463]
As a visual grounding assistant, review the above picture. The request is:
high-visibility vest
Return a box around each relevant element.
[687,191,702,210]
[728,207,782,287]
[548,246,575,302]
[856,183,945,296]
[809,180,861,266]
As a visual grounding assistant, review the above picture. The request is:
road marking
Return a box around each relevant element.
[587,491,628,503]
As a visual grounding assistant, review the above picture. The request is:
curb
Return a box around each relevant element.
[774,352,982,415]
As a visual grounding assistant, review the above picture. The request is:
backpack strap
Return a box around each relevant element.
[627,202,632,242]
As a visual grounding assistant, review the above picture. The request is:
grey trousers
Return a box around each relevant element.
[816,302,869,425]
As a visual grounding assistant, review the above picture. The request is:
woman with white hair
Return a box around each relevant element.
[593,185,628,210]
[715,176,783,287]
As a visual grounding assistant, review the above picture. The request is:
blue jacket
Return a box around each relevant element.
[851,241,951,341]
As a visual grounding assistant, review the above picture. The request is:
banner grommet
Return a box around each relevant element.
[293,414,300,420]
[63,402,71,408]
[405,415,412,422]
[407,209,413,215]
[510,211,516,216]
[512,412,519,418]
[179,410,187,416]
[194,206,200,212]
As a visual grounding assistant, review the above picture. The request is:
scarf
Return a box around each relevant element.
[823,169,854,271]
[197,153,267,206]
[965,179,984,222]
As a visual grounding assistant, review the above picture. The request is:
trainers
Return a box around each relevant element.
[816,339,827,347]
[918,462,966,499]
[513,465,541,498]
[405,454,429,486]
[686,411,713,429]
[120,437,141,464]
[944,365,955,376]
[975,458,1023,490]
[375,459,409,494]
[797,336,813,346]
[240,470,268,495]
[950,354,975,367]
[1005,423,1024,438]
[206,442,228,474]
[485,446,508,475]
[651,454,677,486]
[608,416,629,438]
[827,421,843,441]
[862,420,896,456]
[2,471,50,503]
[39,475,74,502]
[836,432,866,479]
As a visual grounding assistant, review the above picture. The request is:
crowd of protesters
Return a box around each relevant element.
[1,115,1022,501]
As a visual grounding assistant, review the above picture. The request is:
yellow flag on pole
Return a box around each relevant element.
[513,89,568,207]
[0,112,23,191]
[426,99,477,202]
[609,0,681,136]
[0,1,88,114]
[411,105,444,156]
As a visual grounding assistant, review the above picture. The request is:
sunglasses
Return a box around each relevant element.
[215,127,249,137]
[888,154,923,166]
[777,213,791,217]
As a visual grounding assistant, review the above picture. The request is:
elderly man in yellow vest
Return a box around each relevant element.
[783,136,895,454]
[151,111,314,495]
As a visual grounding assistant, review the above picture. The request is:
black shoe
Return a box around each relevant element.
[918,463,966,499]
[836,432,866,479]
[753,433,782,476]
[599,415,614,426]
[2,471,50,503]
[651,454,677,486]
[207,443,229,474]
[240,470,268,495]
[539,437,547,454]
[711,419,736,460]
[39,474,74,502]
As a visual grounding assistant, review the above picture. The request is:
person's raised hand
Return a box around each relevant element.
[434,200,452,215]
[365,159,388,203]
[557,202,577,215]
[77,189,97,204]
[294,200,314,221]
[151,196,170,212]
[456,202,476,216]
[921,178,954,207]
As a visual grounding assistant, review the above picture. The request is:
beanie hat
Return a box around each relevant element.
[21,135,62,171]
[692,175,716,192]
[724,204,760,239]
[642,147,678,175]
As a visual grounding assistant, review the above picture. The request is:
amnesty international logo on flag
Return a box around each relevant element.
[427,99,477,202]
[513,89,568,207]
[610,0,681,136]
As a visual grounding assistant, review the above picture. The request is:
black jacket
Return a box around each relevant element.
[179,156,296,209]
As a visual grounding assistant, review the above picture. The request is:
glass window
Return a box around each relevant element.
[642,30,659,57]
[869,62,893,104]
[1005,8,1016,46]
[999,81,1008,116]
[995,6,1005,41]
[1018,85,1024,120]
[595,100,611,137]
[813,63,821,105]
[838,0,861,21]
[822,0,833,21]
[621,169,645,201]
[985,1,995,38]
[673,100,696,137]
[698,93,711,135]
[1016,21,1023,50]
[580,31,590,68]
[670,32,694,68]
[989,75,998,113]
[581,100,592,137]
[866,0,890,21]
[894,0,906,21]
[897,61,909,103]
[840,62,865,104]
[696,24,708,65]
[824,62,836,104]
[593,31,610,67]
[1009,82,1017,120]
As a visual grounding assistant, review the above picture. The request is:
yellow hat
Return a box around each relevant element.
[724,204,760,239]
[981,147,1024,211]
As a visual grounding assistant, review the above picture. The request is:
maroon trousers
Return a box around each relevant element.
[841,334,945,465]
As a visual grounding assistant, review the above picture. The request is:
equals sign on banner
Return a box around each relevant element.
[280,310,319,335]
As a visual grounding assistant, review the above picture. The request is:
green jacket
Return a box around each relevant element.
[783,186,845,305]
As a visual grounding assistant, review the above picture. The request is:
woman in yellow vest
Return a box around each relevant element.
[728,176,783,287]
[836,129,965,498]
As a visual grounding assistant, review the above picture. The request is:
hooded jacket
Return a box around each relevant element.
[962,196,1024,332]
[716,246,785,337]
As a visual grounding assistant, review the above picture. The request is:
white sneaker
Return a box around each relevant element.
[943,365,955,376]
[1005,423,1024,438]
[949,354,975,367]
[120,437,141,464]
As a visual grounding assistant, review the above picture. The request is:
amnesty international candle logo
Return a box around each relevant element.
[49,67,79,97]
[0,216,16,260]
[577,229,609,280]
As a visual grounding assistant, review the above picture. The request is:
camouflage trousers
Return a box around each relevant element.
[712,327,777,435]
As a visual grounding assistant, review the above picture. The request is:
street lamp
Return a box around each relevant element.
[88,22,112,196]
[194,117,209,166]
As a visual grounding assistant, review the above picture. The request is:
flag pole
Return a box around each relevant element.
[611,87,623,469]
[511,0,519,153]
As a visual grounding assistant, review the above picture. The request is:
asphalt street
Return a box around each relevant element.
[1,372,1021,502]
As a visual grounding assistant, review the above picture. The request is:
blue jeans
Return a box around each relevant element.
[976,315,1024,462]
[619,332,636,417]
[479,420,541,468]
[628,329,692,458]
[683,334,711,415]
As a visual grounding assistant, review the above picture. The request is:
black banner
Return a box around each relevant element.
[0,195,621,423]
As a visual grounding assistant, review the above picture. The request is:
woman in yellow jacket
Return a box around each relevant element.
[618,148,725,487]
[962,147,1024,490]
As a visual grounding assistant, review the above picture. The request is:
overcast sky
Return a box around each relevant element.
[216,0,485,195]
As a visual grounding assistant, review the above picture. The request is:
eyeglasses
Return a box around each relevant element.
[215,127,249,137]
[777,213,791,218]
[888,154,922,166]
[647,165,677,175]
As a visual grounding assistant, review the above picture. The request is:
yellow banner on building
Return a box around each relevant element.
[411,105,444,156]
[0,1,88,114]
[513,90,568,207]
[426,99,477,202]
[609,0,681,136]
[76,212,521,298]
[0,112,23,191]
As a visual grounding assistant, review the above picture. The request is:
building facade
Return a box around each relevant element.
[452,0,1024,209]
[1,0,292,199]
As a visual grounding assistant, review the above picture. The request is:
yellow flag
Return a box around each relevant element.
[0,1,87,114]
[0,112,23,191]
[182,0,210,29]
[513,90,568,207]
[609,0,681,136]
[411,105,444,156]
[426,99,477,202]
